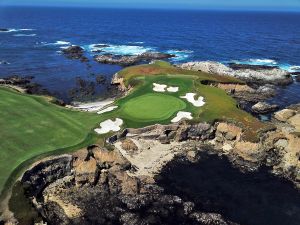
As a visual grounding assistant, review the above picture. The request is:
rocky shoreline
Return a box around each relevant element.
[178,61,293,85]
[3,102,299,224]
[1,60,300,225]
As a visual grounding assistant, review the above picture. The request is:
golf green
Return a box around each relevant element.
[121,93,186,122]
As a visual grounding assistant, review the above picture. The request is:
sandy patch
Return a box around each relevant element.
[181,93,205,107]
[153,83,167,92]
[72,99,114,112]
[97,106,118,114]
[94,118,123,134]
[46,193,82,219]
[171,111,193,123]
[167,86,179,92]
[153,83,179,93]
[115,138,183,177]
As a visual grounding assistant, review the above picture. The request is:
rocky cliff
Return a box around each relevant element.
[179,61,292,85]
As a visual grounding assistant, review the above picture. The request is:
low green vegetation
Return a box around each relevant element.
[122,93,186,122]
[116,61,267,141]
[0,87,103,196]
[118,61,243,85]
[1,60,267,204]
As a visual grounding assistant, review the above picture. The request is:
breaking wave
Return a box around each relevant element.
[229,59,300,72]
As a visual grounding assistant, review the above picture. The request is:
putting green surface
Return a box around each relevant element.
[122,93,186,122]
[0,88,102,195]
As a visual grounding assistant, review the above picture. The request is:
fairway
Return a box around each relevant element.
[0,88,102,195]
[121,93,186,122]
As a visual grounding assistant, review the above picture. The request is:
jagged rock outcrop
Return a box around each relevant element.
[94,52,175,66]
[19,146,237,225]
[179,61,292,85]
[274,109,296,122]
[251,102,279,114]
[62,46,87,61]
[0,75,50,96]
[21,155,73,197]
[217,83,276,106]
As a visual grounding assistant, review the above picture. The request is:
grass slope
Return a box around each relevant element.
[1,61,268,206]
[118,61,243,85]
[0,88,102,195]
[116,61,268,141]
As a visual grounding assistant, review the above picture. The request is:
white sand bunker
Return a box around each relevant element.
[97,106,118,114]
[94,118,123,134]
[153,83,167,92]
[73,100,114,112]
[167,86,179,92]
[171,111,193,123]
[181,93,205,107]
[153,83,179,93]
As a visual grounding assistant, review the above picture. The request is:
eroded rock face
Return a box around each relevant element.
[94,52,174,66]
[179,61,292,85]
[62,46,86,61]
[21,155,73,197]
[251,102,279,114]
[274,109,296,122]
[217,83,276,104]
[19,146,236,225]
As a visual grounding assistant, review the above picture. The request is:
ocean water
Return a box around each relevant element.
[0,7,300,102]
[157,153,300,225]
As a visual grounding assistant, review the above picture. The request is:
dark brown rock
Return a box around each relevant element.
[94,52,174,66]
[62,45,84,59]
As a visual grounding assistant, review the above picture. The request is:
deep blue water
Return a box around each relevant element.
[0,7,300,102]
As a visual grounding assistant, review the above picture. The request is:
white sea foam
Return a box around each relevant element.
[0,28,35,33]
[229,59,300,72]
[42,41,71,46]
[0,60,10,65]
[94,118,123,134]
[171,111,193,123]
[88,43,154,56]
[167,49,193,61]
[128,41,145,44]
[181,93,205,107]
[230,59,277,66]
[54,41,71,45]
[13,34,36,37]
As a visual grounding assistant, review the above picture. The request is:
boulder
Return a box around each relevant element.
[288,114,300,131]
[251,102,279,114]
[228,63,279,70]
[216,123,242,141]
[179,61,291,84]
[121,139,139,152]
[296,75,300,82]
[0,28,9,32]
[158,134,170,144]
[187,123,213,140]
[62,45,84,59]
[94,51,174,66]
[274,109,296,122]
[233,141,262,163]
